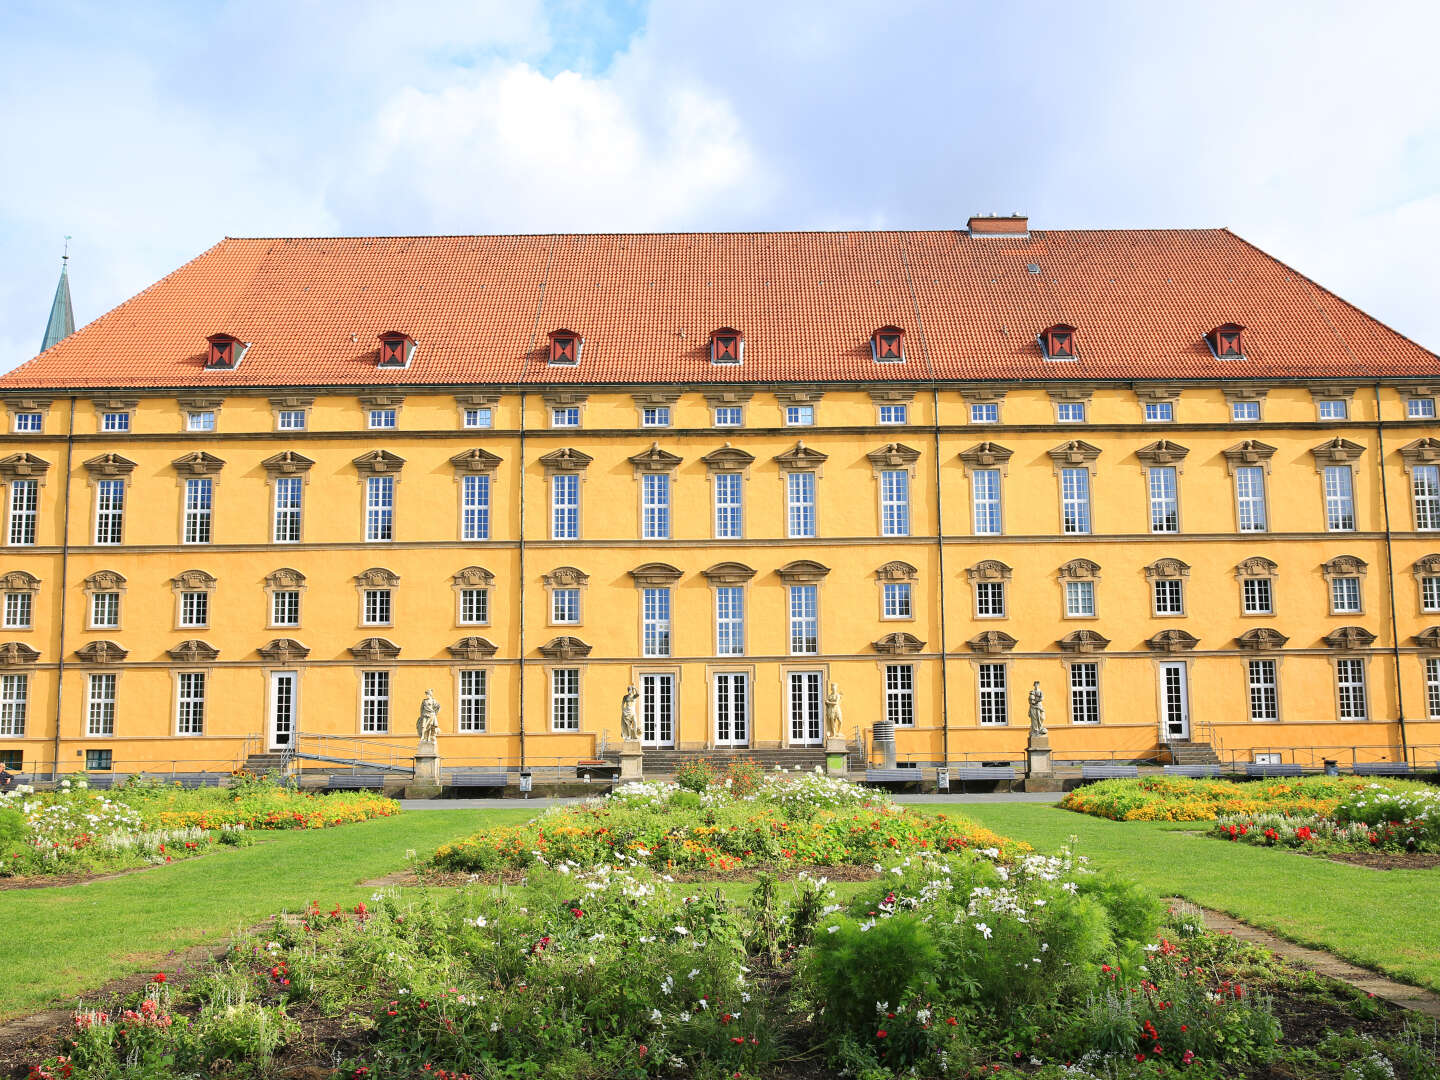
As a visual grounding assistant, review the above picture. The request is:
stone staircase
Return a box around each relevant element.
[241,752,291,775]
[1166,740,1221,766]
[607,746,855,776]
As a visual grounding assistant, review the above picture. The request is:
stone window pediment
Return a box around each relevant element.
[701,389,754,406]
[1058,558,1101,581]
[541,390,588,408]
[448,636,498,660]
[703,562,756,585]
[452,565,495,588]
[1145,558,1191,580]
[83,569,126,591]
[353,449,406,477]
[1047,440,1102,468]
[171,451,226,478]
[455,391,501,408]
[0,570,40,592]
[774,388,824,406]
[1321,555,1368,579]
[629,562,683,587]
[968,629,1017,654]
[1324,625,1375,650]
[1058,629,1110,654]
[82,452,137,478]
[171,569,217,592]
[350,637,401,660]
[0,452,52,482]
[868,387,916,405]
[449,448,503,475]
[1047,386,1096,403]
[1133,384,1182,404]
[358,392,405,409]
[1222,440,1277,474]
[1413,626,1440,650]
[958,442,1013,474]
[1223,386,1269,405]
[1235,556,1278,580]
[1135,440,1190,470]
[75,640,127,664]
[631,389,682,408]
[966,559,1012,582]
[265,567,306,589]
[544,566,590,588]
[258,638,310,661]
[1146,629,1199,653]
[538,635,591,660]
[875,560,918,583]
[1310,438,1365,468]
[0,641,39,665]
[539,448,593,475]
[866,442,921,473]
[1307,385,1357,401]
[354,567,400,588]
[1237,627,1289,651]
[776,559,831,584]
[1399,437,1440,469]
[959,386,1007,404]
[168,639,219,662]
[268,393,315,410]
[629,442,683,475]
[773,442,828,471]
[701,444,755,473]
[176,394,223,413]
[874,632,925,655]
[261,451,315,477]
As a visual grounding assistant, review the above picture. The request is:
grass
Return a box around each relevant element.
[945,801,1440,993]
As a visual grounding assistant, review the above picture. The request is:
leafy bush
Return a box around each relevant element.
[1062,774,1432,822]
[674,757,717,793]
[1335,784,1440,844]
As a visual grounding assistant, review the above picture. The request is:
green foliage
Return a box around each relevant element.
[1062,774,1433,822]
[674,757,717,793]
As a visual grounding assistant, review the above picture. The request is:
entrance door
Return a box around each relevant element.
[788,671,823,746]
[641,673,675,748]
[714,672,749,747]
[268,671,297,750]
[1159,662,1190,740]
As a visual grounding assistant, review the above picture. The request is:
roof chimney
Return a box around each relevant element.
[967,213,1029,237]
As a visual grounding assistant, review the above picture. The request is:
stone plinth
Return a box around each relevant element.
[413,743,440,785]
[1025,732,1053,779]
[824,735,848,777]
[619,739,643,781]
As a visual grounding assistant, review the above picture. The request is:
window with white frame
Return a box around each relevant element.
[1423,576,1440,613]
[365,476,394,542]
[368,408,397,429]
[880,469,910,536]
[1330,576,1362,614]
[179,590,209,628]
[176,671,206,734]
[787,472,816,538]
[95,479,124,544]
[101,412,130,432]
[272,477,303,543]
[91,591,120,628]
[459,588,489,625]
[186,410,216,432]
[552,588,580,624]
[1412,465,1440,531]
[975,581,1005,618]
[1427,657,1440,719]
[1060,467,1091,534]
[879,404,908,425]
[641,406,671,428]
[3,591,31,629]
[551,668,580,730]
[1242,577,1274,615]
[1069,662,1100,724]
[0,673,26,736]
[713,473,742,539]
[1065,580,1096,617]
[1153,578,1184,616]
[551,473,579,539]
[885,664,914,727]
[714,406,743,427]
[971,469,1002,536]
[1335,658,1366,720]
[1409,397,1437,419]
[970,402,998,424]
[463,407,493,429]
[1317,398,1348,421]
[642,587,671,656]
[551,406,580,428]
[87,673,116,735]
[1057,401,1086,423]
[1144,401,1173,423]
[1235,466,1267,532]
[360,670,390,732]
[1248,659,1278,721]
[183,478,212,544]
[277,409,306,431]
[271,589,300,627]
[13,413,42,433]
[641,473,670,540]
[7,479,36,546]
[714,585,745,655]
[883,582,912,619]
[977,663,1008,725]
[1231,400,1261,422]
[785,404,814,426]
[1323,465,1355,531]
[789,584,818,655]
[1148,466,1178,534]
[458,669,487,731]
[461,474,490,541]
[363,588,392,625]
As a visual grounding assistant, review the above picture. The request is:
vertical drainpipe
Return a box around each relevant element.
[517,391,527,775]
[50,395,76,779]
[931,386,950,770]
[1373,381,1408,763]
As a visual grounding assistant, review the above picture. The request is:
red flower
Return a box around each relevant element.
[1135,1052,1146,1062]
[1182,1050,1195,1064]
[637,1045,647,1057]
[946,1017,958,1026]
[876,1030,888,1038]
[152,973,166,984]
[571,908,584,918]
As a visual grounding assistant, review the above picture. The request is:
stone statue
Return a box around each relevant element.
[1027,681,1048,737]
[824,681,844,739]
[417,688,441,744]
[620,684,640,742]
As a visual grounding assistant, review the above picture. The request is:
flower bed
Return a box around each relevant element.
[1061,774,1435,822]
[1213,783,1440,855]
[432,774,1026,874]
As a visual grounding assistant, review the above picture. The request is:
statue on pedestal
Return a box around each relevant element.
[417,688,441,745]
[824,681,844,739]
[620,684,640,743]
[1027,681,1048,737]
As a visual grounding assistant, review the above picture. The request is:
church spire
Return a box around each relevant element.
[40,238,75,353]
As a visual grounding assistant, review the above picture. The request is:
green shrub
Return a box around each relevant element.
[674,757,717,793]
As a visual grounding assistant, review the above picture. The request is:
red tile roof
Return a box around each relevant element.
[4,228,1435,389]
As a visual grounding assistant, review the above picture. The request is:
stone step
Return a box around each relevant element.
[1167,740,1221,765]
[242,754,290,773]
[604,747,855,774]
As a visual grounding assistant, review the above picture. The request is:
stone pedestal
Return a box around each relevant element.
[413,742,441,784]
[824,735,848,777]
[618,739,644,781]
[1025,732,1053,779]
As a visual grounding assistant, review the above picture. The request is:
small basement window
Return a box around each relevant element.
[548,329,582,366]
[378,332,417,369]
[1207,323,1246,360]
[710,328,743,365]
[1039,324,1077,360]
[872,326,905,363]
[204,333,249,371]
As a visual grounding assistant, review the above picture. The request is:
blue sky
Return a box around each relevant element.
[3,0,1439,371]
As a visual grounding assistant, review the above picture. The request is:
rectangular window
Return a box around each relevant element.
[1144,401,1174,422]
[1060,467,1091,534]
[368,408,397,429]
[1323,465,1355,531]
[1412,465,1440,531]
[458,669,487,732]
[363,589,392,625]
[1148,466,1178,534]
[713,472,743,539]
[1242,577,1274,615]
[1065,580,1096,617]
[273,476,303,543]
[7,479,37,546]
[95,479,124,544]
[1231,400,1261,422]
[361,670,390,732]
[642,406,671,427]
[271,590,300,627]
[970,402,998,424]
[975,581,1006,618]
[880,469,910,536]
[461,474,490,541]
[1409,398,1437,419]
[1427,658,1440,720]
[789,584,818,655]
[1235,466,1267,532]
[101,412,130,432]
[1057,401,1086,423]
[551,473,579,539]
[91,591,120,628]
[879,404,907,425]
[87,673,116,736]
[552,588,580,624]
[787,472,816,538]
[277,409,306,430]
[885,664,914,727]
[1248,659,1278,721]
[785,404,814,426]
[1153,578,1184,615]
[716,586,744,655]
[1335,658,1367,720]
[972,469,1002,536]
[365,476,394,542]
[641,473,671,540]
[551,668,580,730]
[551,406,580,428]
[0,674,26,736]
[1331,577,1362,614]
[714,406,743,427]
[977,663,1008,725]
[85,749,112,771]
[463,407,493,429]
[883,582,912,618]
[1069,662,1100,724]
[642,587,671,656]
[179,591,209,628]
[3,592,31,629]
[1318,399,1348,420]
[13,413,42,433]
[183,478,213,544]
[186,410,216,432]
[1423,576,1440,613]
[459,588,489,625]
[176,672,206,735]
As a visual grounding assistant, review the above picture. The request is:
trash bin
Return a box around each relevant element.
[1323,759,1339,777]
[871,720,896,769]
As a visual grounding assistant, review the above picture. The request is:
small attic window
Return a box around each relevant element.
[548,329,582,366]
[872,326,905,363]
[1207,323,1246,360]
[710,327,743,365]
[378,331,417,369]
[204,333,248,371]
[1039,323,1077,360]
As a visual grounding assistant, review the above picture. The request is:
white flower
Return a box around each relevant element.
[697,999,708,1010]
[827,925,840,934]
[976,922,993,939]
[650,1008,662,1022]
[741,991,751,1002]
[687,968,699,980]
[473,915,488,928]
[679,1011,691,1022]
[673,925,690,936]
[489,1021,500,1032]
[660,975,674,995]
[916,1008,931,1024]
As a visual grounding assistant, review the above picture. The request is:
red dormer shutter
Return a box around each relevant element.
[551,334,577,364]
[1043,325,1076,359]
[873,326,905,361]
[1211,323,1245,358]
[710,327,743,363]
[205,333,246,370]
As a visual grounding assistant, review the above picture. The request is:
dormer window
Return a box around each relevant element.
[1040,324,1077,360]
[710,328,743,365]
[204,333,248,371]
[872,326,905,363]
[378,332,417,369]
[1207,323,1246,360]
[548,329,582,366]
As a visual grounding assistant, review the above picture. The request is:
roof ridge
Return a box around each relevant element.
[216,227,1235,242]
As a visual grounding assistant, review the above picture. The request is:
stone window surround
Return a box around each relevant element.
[544,566,590,627]
[452,565,495,628]
[1058,557,1101,621]
[965,559,1011,621]
[263,567,307,630]
[1145,557,1191,618]
[170,569,217,632]
[1235,556,1280,618]
[1321,555,1368,617]
[354,567,400,628]
[82,569,128,632]
[268,394,315,431]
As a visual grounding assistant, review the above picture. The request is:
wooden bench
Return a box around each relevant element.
[1080,764,1140,781]
[864,768,923,784]
[84,773,121,789]
[577,759,618,779]
[446,770,509,788]
[1162,764,1222,778]
[325,774,387,790]
[1351,762,1413,777]
[170,773,226,788]
[1244,763,1305,778]
[950,765,1016,791]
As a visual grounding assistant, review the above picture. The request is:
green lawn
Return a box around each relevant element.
[944,801,1440,993]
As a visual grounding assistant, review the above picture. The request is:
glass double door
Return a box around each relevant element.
[714,672,748,747]
[788,671,823,746]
